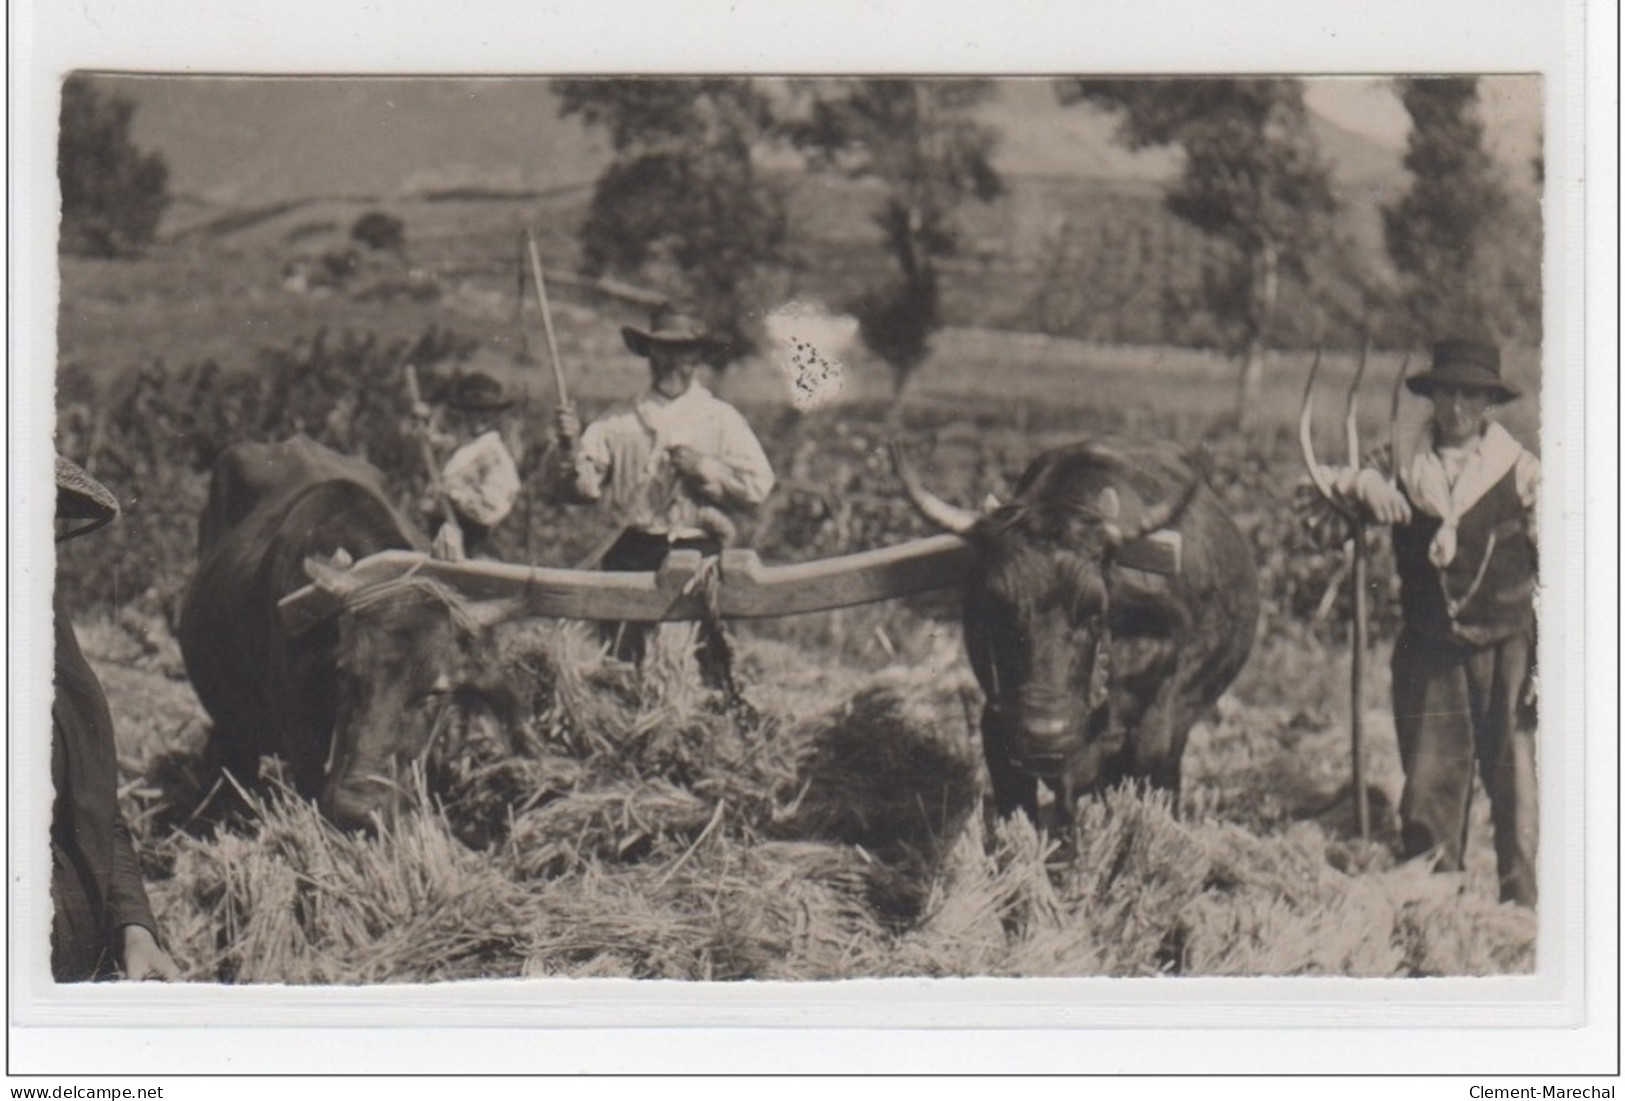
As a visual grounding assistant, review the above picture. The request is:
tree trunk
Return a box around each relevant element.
[1235,239,1280,430]
[1236,338,1266,431]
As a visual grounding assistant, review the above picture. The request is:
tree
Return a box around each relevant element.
[351,210,406,253]
[58,75,170,257]
[1382,77,1532,344]
[1060,78,1337,425]
[789,79,1003,397]
[554,79,788,364]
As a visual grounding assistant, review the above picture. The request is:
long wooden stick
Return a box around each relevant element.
[524,228,569,407]
[1345,342,1371,842]
[404,364,462,547]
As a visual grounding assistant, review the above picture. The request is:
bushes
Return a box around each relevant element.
[57,324,1382,655]
[350,211,406,253]
[55,326,480,614]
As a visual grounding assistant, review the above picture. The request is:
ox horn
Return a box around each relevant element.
[1298,346,1357,520]
[889,440,981,536]
[304,554,363,597]
[1102,476,1201,548]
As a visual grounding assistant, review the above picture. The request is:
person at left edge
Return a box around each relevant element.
[53,453,180,981]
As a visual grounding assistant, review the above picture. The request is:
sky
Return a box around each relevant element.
[1304,75,1543,165]
[104,73,1545,207]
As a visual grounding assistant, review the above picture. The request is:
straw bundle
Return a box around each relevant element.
[163,788,531,984]
[895,811,1079,976]
[503,780,717,879]
[772,672,981,869]
[517,834,899,981]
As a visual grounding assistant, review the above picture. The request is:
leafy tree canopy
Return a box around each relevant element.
[58,74,171,257]
[1381,77,1537,345]
[556,79,788,365]
[1060,78,1338,424]
[789,79,1003,391]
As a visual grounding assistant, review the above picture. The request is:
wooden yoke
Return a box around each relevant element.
[278,530,1183,634]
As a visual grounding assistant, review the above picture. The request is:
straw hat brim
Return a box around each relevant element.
[1404,371,1520,404]
[622,326,710,359]
[56,454,120,538]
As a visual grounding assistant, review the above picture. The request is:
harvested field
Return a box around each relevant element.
[96,613,1533,985]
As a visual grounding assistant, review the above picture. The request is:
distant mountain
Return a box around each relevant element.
[106,76,610,206]
[103,74,1424,211]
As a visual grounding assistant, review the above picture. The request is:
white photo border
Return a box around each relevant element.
[7,0,1616,1076]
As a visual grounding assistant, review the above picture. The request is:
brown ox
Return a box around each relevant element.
[897,437,1259,821]
[179,436,517,830]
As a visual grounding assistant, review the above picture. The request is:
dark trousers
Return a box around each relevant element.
[599,529,732,689]
[52,844,113,982]
[1391,628,1538,907]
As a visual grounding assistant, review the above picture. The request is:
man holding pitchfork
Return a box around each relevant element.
[1309,339,1538,907]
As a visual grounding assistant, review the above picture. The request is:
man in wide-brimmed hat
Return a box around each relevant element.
[549,315,775,688]
[412,371,523,560]
[52,455,180,980]
[1318,339,1539,907]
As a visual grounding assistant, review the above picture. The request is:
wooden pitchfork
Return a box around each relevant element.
[1298,342,1407,841]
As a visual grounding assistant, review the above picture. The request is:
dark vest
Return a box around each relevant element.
[1392,465,1537,646]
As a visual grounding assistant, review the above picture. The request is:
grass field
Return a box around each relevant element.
[46,205,1542,984]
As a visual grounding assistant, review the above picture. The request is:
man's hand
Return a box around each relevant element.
[555,405,581,450]
[1354,469,1413,525]
[120,924,180,981]
[431,521,467,563]
[670,445,728,502]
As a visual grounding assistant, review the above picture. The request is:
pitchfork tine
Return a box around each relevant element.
[1298,347,1341,504]
[1387,350,1411,479]
[1344,340,1370,467]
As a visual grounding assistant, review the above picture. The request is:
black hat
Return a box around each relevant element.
[1405,340,1520,404]
[438,372,513,413]
[55,453,119,541]
[621,316,713,359]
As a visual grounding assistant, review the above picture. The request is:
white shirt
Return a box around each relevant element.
[441,430,520,528]
[571,383,774,536]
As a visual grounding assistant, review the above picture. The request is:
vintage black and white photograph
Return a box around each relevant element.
[39,69,1557,994]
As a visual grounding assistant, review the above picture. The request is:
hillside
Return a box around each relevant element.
[104,74,1424,210]
[60,74,1543,364]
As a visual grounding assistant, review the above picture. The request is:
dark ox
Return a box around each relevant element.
[179,436,516,830]
[898,438,1259,821]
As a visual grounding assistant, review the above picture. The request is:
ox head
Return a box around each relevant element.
[304,559,521,831]
[893,442,1195,778]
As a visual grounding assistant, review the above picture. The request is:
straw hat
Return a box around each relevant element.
[55,453,119,541]
[438,372,514,413]
[1405,340,1520,404]
[621,315,714,359]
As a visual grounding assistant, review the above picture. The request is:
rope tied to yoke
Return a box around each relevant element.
[680,551,751,717]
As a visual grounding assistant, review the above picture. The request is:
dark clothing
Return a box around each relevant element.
[1392,629,1537,906]
[1391,466,1538,647]
[598,528,733,690]
[600,528,722,571]
[52,593,159,981]
[1389,458,1538,907]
